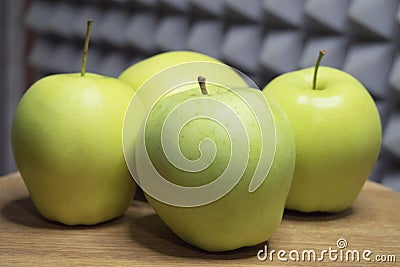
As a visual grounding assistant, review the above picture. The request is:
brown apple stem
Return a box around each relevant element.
[80,20,94,77]
[198,76,208,95]
[312,50,326,90]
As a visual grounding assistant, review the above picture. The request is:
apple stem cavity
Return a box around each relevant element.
[80,20,94,77]
[312,50,326,90]
[198,76,208,95]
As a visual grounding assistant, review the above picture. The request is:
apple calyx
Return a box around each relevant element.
[198,75,208,95]
[312,50,326,90]
[80,20,94,77]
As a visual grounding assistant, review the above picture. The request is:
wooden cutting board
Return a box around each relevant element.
[0,172,399,266]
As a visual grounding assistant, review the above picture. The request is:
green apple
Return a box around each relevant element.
[134,76,295,252]
[118,51,249,112]
[118,50,222,92]
[262,50,382,213]
[11,21,137,225]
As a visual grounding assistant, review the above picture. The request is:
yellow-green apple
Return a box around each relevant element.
[262,50,382,213]
[119,51,249,111]
[126,68,296,251]
[11,21,137,225]
[118,50,223,92]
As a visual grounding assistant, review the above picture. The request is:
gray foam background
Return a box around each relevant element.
[24,0,400,191]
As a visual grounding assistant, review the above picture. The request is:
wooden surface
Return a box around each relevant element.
[0,172,399,266]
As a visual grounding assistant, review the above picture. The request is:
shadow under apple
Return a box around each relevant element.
[1,197,124,229]
[283,207,353,221]
[128,204,266,260]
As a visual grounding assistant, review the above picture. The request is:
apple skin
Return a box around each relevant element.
[141,85,296,252]
[118,51,222,91]
[11,73,137,225]
[262,66,382,213]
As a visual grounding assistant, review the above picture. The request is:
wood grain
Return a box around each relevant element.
[0,172,399,266]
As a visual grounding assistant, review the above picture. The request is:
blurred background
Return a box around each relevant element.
[1,0,400,191]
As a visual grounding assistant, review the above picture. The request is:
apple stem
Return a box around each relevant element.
[312,50,326,90]
[198,76,208,95]
[80,20,94,77]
